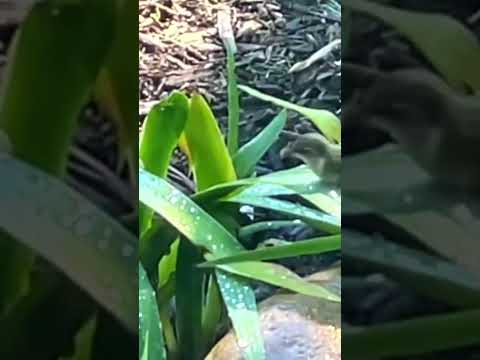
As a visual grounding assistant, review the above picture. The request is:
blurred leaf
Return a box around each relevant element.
[216,261,340,302]
[238,85,341,143]
[233,110,287,178]
[95,0,138,161]
[60,316,97,360]
[139,264,166,360]
[344,309,480,358]
[199,235,341,267]
[343,229,480,308]
[0,156,137,332]
[0,0,114,174]
[344,0,480,91]
[0,0,115,314]
[182,94,237,191]
[343,145,480,280]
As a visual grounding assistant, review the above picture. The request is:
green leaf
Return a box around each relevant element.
[60,316,97,360]
[192,165,324,205]
[226,39,240,155]
[140,169,265,358]
[238,85,341,143]
[0,0,114,174]
[216,261,340,302]
[175,239,204,359]
[182,94,237,191]
[95,0,138,161]
[140,168,244,257]
[344,309,480,358]
[215,271,266,360]
[343,145,480,279]
[233,182,340,217]
[199,235,341,267]
[0,0,115,314]
[222,192,340,234]
[343,229,480,308]
[344,0,480,91]
[233,110,287,178]
[139,91,189,234]
[0,156,137,332]
[139,264,166,360]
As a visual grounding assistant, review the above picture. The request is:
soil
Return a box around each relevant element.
[139,0,341,141]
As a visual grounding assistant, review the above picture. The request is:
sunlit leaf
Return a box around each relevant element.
[182,94,237,191]
[222,192,340,234]
[139,168,243,257]
[139,91,189,234]
[238,85,341,143]
[216,261,340,302]
[199,235,341,267]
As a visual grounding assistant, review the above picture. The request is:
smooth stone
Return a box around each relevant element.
[205,267,341,360]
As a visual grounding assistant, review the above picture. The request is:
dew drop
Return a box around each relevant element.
[122,244,134,257]
[98,238,109,250]
[74,217,93,237]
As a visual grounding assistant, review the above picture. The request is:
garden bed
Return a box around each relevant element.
[139,0,341,131]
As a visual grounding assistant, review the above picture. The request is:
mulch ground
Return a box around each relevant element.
[139,0,341,137]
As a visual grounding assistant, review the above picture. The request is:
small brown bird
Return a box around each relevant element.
[344,64,480,190]
[281,131,341,186]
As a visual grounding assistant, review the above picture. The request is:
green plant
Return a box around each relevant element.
[0,0,137,358]
[343,0,480,357]
[139,17,341,356]
[139,17,341,355]
[139,91,341,359]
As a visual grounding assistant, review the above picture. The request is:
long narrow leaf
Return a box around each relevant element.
[139,264,166,360]
[215,270,266,360]
[238,85,341,143]
[0,0,114,314]
[344,0,480,91]
[217,261,340,302]
[0,156,137,331]
[233,110,287,178]
[139,91,189,234]
[182,94,237,191]
[139,169,265,358]
[199,235,341,267]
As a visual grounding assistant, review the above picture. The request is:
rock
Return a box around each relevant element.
[205,267,341,360]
